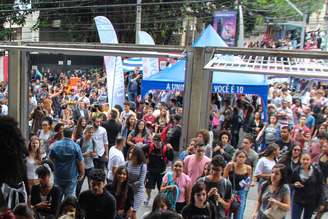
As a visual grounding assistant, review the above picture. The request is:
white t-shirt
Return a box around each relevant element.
[254,157,276,177]
[107,146,125,180]
[92,126,108,157]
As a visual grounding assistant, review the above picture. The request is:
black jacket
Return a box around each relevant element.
[30,185,62,217]
[102,119,122,147]
[290,165,324,205]
[105,183,134,214]
[167,125,182,152]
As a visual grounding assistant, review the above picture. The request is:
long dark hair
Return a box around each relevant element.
[0,116,27,186]
[125,114,136,130]
[134,120,147,136]
[128,146,146,165]
[28,135,42,162]
[260,143,279,158]
[112,166,129,204]
[279,142,302,165]
[152,193,171,212]
[75,117,87,139]
[262,164,287,190]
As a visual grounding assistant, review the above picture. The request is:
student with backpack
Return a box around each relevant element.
[161,160,191,213]
[143,133,174,206]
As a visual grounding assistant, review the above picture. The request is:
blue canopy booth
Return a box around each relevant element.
[141,59,269,120]
[142,25,269,120]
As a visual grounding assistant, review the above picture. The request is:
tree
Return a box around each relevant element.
[1,0,325,43]
[0,0,31,40]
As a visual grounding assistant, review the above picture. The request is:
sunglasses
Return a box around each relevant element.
[293,148,301,151]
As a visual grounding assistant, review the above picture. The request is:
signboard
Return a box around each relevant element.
[212,11,237,47]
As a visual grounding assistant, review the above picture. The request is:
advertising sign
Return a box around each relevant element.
[212,11,237,47]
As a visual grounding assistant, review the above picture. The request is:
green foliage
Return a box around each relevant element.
[0,0,325,43]
[0,0,31,40]
[242,0,325,31]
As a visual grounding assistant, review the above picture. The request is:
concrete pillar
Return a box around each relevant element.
[20,52,29,139]
[8,50,29,139]
[8,50,21,121]
[181,48,212,148]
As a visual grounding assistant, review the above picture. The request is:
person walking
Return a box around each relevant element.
[78,169,116,219]
[143,134,174,206]
[290,153,324,219]
[126,146,147,216]
[252,164,290,219]
[181,181,217,219]
[49,128,85,198]
[224,150,252,219]
[161,160,191,213]
[107,136,125,183]
[184,140,211,185]
[102,110,122,148]
[75,125,97,196]
[92,116,109,170]
[198,155,232,219]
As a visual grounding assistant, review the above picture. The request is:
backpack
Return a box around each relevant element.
[162,172,179,210]
[148,142,168,162]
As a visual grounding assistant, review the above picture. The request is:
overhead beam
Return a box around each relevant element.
[0,41,185,53]
[210,47,328,59]
[204,66,328,79]
[0,45,183,58]
[25,42,185,53]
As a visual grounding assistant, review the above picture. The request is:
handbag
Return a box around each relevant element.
[225,165,241,216]
[263,203,287,219]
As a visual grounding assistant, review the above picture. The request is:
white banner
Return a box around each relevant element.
[94,16,124,107]
[137,31,159,78]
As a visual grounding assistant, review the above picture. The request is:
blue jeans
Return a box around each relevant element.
[291,201,317,219]
[55,179,77,199]
[234,189,248,219]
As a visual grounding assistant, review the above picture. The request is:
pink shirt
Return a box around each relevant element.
[184,154,211,186]
[163,172,191,203]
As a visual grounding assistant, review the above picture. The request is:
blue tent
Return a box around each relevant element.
[142,24,269,119]
[193,25,228,47]
[141,59,269,119]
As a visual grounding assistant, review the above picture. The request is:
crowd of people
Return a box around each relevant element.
[0,66,328,219]
[246,30,328,51]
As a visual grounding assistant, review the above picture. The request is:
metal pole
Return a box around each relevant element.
[136,0,142,43]
[300,13,307,49]
[238,3,244,48]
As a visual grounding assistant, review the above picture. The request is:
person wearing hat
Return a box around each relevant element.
[107,136,126,183]
[142,133,174,206]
